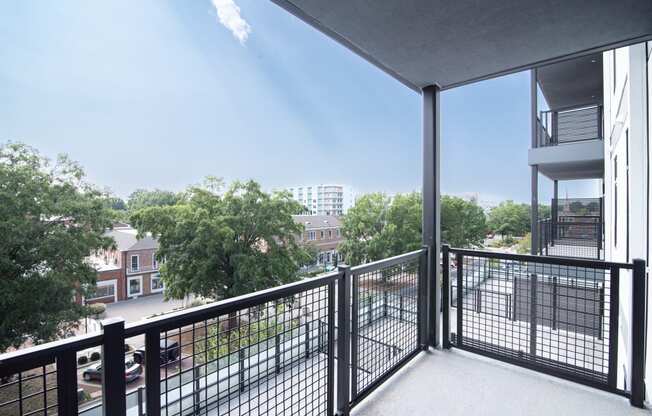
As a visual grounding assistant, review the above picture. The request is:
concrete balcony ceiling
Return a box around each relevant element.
[271,0,652,90]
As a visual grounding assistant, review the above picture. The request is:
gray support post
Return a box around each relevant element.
[531,69,539,255]
[101,318,126,416]
[337,265,351,414]
[422,84,441,348]
[630,259,647,408]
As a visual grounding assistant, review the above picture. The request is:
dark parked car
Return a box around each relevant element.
[133,340,180,365]
[82,359,142,383]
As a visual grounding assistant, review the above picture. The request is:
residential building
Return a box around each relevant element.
[85,224,162,304]
[294,215,343,269]
[286,184,355,216]
[530,41,651,397]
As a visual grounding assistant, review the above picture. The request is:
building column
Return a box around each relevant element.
[422,85,441,347]
[530,69,539,254]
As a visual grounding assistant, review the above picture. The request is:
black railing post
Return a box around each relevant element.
[418,246,429,348]
[327,281,336,416]
[275,334,281,374]
[101,318,126,416]
[529,274,538,358]
[456,252,463,347]
[442,245,451,349]
[337,264,351,415]
[630,259,646,408]
[305,321,311,359]
[145,329,161,416]
[56,349,79,416]
[608,266,620,389]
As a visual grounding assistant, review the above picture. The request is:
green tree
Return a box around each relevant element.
[441,196,487,248]
[487,200,530,238]
[130,180,312,303]
[127,188,182,212]
[338,192,422,266]
[0,143,114,351]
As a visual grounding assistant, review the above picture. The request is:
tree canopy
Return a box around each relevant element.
[0,143,114,351]
[487,200,530,237]
[338,193,422,266]
[339,192,486,265]
[441,196,487,248]
[128,188,182,212]
[130,180,313,301]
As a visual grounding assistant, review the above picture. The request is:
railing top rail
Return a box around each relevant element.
[124,270,342,336]
[446,247,632,270]
[0,331,103,376]
[0,270,342,372]
[349,248,427,275]
[540,103,602,114]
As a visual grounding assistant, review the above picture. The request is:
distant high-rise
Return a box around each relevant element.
[285,184,355,216]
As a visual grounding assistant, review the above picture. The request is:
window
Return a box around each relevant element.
[309,231,316,241]
[326,252,331,263]
[131,255,139,271]
[320,230,324,239]
[152,253,158,269]
[336,229,341,238]
[151,273,164,292]
[128,276,142,297]
[88,281,116,301]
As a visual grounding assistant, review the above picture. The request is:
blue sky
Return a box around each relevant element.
[0,0,597,204]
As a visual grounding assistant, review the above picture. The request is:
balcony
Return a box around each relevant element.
[0,247,645,415]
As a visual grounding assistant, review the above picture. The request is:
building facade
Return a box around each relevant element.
[530,41,651,399]
[286,184,355,216]
[86,225,162,304]
[293,215,343,270]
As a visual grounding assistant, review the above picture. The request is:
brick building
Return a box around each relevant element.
[293,215,343,269]
[86,224,162,304]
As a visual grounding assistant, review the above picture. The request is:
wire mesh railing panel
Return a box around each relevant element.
[539,220,603,260]
[0,364,58,416]
[155,284,333,416]
[350,253,422,399]
[447,249,621,389]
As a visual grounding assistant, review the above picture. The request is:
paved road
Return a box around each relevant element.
[104,293,192,324]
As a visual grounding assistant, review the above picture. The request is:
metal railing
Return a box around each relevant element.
[0,249,428,416]
[539,218,603,260]
[537,105,603,147]
[127,264,159,275]
[442,245,646,407]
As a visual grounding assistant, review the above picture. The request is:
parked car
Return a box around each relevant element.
[82,359,142,383]
[133,339,180,365]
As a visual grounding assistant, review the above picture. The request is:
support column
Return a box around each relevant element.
[422,85,441,347]
[530,69,539,255]
[553,180,558,241]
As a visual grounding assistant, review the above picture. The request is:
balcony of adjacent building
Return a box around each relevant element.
[528,54,605,182]
[538,197,605,260]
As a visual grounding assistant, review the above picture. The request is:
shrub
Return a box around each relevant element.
[77,356,88,366]
[87,303,106,317]
[89,351,101,361]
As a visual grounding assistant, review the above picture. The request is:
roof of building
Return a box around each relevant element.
[293,215,342,230]
[105,227,159,252]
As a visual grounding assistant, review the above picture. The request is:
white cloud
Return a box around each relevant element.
[211,0,251,45]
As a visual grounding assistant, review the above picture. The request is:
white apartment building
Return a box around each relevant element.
[530,41,651,401]
[286,184,355,216]
[603,42,651,399]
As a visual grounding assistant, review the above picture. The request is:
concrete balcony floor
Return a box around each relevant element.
[352,348,647,416]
